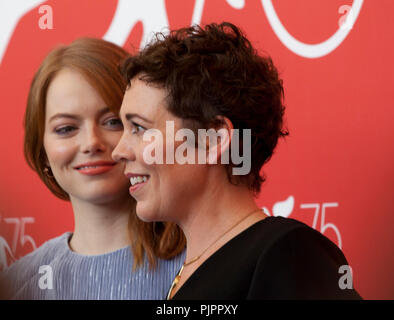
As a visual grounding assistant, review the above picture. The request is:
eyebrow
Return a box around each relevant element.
[48,107,112,122]
[125,113,153,124]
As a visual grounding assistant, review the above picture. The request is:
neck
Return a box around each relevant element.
[178,179,262,265]
[68,195,132,255]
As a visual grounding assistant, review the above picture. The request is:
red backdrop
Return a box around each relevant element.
[0,0,393,299]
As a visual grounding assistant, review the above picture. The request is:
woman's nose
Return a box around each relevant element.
[112,131,135,162]
[80,125,106,154]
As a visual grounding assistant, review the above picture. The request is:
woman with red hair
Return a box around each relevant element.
[0,38,185,300]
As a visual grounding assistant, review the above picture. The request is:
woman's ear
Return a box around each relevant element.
[45,157,50,168]
[206,116,233,165]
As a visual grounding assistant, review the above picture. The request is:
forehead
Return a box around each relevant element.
[121,77,171,122]
[46,68,106,116]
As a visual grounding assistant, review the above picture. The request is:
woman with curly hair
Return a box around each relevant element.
[113,22,361,300]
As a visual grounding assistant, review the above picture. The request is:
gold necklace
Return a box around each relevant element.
[166,208,262,300]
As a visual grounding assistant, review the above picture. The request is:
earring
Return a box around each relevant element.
[44,166,54,178]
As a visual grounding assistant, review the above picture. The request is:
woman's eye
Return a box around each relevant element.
[131,122,146,134]
[54,126,76,135]
[104,118,123,129]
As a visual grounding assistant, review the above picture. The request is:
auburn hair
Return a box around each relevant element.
[24,37,185,269]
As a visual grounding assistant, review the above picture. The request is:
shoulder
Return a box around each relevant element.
[249,215,321,238]
[252,216,343,255]
[211,216,332,267]
[0,232,70,299]
[4,232,70,272]
[246,217,361,299]
[245,216,348,273]
[235,216,340,258]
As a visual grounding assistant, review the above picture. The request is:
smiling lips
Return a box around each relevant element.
[74,161,117,176]
[125,173,150,194]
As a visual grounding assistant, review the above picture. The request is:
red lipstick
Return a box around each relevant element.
[74,161,117,176]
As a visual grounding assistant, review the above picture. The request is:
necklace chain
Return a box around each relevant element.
[183,208,262,266]
[166,208,262,300]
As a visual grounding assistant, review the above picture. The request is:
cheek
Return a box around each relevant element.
[153,164,203,218]
[147,137,197,189]
[155,164,188,196]
[44,136,76,167]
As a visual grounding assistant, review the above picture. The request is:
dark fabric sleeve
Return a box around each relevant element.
[246,225,362,299]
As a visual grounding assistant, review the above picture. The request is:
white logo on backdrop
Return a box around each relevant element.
[103,0,170,49]
[226,0,245,10]
[0,235,16,271]
[0,0,45,64]
[263,195,294,218]
[0,216,37,270]
[0,0,364,64]
[263,198,342,248]
[261,0,364,58]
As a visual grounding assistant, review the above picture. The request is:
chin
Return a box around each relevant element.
[75,188,129,205]
[135,202,162,223]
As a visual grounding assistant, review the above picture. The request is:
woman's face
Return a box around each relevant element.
[43,68,130,205]
[112,77,208,223]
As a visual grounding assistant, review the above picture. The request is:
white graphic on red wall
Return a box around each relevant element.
[263,197,342,249]
[261,0,364,58]
[0,0,364,65]
[0,216,37,271]
[0,0,45,64]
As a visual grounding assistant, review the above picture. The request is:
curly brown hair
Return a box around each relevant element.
[121,22,288,193]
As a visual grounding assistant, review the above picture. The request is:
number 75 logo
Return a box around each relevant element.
[263,199,342,249]
[0,216,37,271]
[300,203,342,249]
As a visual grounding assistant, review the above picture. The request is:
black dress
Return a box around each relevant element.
[171,216,362,299]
